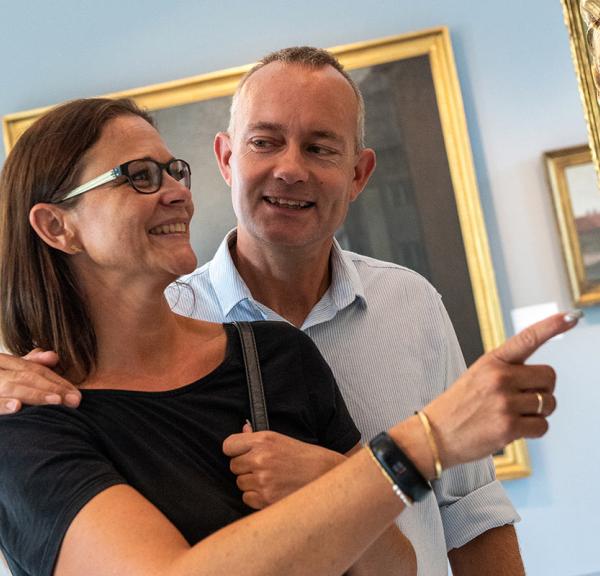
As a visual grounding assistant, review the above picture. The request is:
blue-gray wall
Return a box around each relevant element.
[1,1,598,574]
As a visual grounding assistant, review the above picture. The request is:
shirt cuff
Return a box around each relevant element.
[440,480,521,551]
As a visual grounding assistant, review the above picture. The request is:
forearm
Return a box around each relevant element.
[179,418,431,576]
[348,524,416,576]
[448,525,524,576]
[175,449,407,576]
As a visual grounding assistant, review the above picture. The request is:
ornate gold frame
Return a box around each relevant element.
[562,0,600,179]
[2,27,528,479]
[545,144,600,305]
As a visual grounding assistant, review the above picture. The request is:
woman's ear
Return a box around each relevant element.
[29,204,82,255]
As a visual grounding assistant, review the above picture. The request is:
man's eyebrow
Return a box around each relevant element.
[246,122,284,133]
[245,124,344,142]
[310,130,344,144]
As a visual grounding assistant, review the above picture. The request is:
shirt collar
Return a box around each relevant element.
[209,229,367,318]
[209,229,255,318]
[328,239,367,311]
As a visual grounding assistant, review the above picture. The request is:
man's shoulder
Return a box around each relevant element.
[166,261,224,320]
[340,248,439,297]
[175,260,212,288]
[167,261,215,301]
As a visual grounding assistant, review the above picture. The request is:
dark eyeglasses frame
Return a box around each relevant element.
[56,158,191,203]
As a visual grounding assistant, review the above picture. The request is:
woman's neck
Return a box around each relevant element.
[74,274,226,390]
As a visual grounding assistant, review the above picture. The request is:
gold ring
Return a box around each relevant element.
[535,392,544,415]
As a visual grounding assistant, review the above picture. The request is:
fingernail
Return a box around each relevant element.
[6,400,18,413]
[564,309,584,323]
[45,394,62,404]
[65,393,81,407]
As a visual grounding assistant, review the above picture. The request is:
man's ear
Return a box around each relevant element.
[29,204,81,255]
[350,148,377,202]
[214,131,234,187]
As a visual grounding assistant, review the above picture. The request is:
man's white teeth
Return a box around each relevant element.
[149,222,187,235]
[266,197,312,208]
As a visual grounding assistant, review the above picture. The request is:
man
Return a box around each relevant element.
[178,47,523,574]
[0,47,561,574]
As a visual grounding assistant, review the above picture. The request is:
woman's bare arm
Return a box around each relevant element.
[50,312,576,575]
[56,443,415,576]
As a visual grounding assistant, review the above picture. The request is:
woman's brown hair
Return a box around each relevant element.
[0,98,154,381]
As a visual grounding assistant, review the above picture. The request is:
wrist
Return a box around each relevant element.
[387,416,437,481]
[422,401,459,470]
[368,432,431,505]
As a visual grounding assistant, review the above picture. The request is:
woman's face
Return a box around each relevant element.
[66,114,197,288]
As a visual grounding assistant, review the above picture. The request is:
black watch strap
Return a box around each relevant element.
[369,432,432,503]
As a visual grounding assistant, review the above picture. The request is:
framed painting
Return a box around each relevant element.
[545,144,600,305]
[2,27,529,479]
[562,0,600,180]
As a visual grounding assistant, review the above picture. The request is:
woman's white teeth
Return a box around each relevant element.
[266,197,311,208]
[149,222,187,234]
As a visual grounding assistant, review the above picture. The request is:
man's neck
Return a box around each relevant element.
[231,231,333,328]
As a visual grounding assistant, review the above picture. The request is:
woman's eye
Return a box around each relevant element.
[131,170,151,183]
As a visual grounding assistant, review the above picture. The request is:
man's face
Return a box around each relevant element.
[215,62,375,253]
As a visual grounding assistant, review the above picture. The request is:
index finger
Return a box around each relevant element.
[0,352,76,390]
[493,311,582,365]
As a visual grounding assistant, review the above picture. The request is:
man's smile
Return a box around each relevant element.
[264,196,315,209]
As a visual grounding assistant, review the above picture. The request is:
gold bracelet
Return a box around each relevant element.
[416,411,443,480]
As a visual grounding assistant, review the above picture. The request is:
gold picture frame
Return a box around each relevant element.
[545,144,600,305]
[562,0,600,179]
[2,27,529,479]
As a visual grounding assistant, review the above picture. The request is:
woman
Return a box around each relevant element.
[0,97,567,576]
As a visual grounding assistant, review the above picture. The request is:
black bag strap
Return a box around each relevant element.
[232,321,270,431]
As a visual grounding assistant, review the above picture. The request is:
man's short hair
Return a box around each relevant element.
[228,46,366,150]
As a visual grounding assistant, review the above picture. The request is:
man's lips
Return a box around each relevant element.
[263,196,315,209]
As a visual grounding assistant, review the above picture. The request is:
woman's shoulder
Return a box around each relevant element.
[0,404,93,442]
[229,320,315,352]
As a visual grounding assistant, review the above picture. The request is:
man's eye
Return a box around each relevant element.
[250,139,274,149]
[307,145,333,155]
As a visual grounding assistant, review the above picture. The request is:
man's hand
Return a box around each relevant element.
[0,349,80,414]
[424,312,580,469]
[223,423,347,509]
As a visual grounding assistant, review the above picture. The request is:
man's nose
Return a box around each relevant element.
[272,145,309,184]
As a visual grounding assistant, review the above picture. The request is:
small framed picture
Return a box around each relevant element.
[545,144,600,306]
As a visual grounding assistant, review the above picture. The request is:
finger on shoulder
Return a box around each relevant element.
[0,370,80,407]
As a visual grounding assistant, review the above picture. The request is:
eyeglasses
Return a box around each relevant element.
[57,158,192,203]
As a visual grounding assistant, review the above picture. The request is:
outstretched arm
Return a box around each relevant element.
[57,444,413,576]
[54,312,576,576]
[224,434,416,575]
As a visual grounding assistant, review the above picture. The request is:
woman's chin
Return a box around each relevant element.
[171,251,198,277]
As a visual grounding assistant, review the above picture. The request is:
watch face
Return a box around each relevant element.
[370,432,432,502]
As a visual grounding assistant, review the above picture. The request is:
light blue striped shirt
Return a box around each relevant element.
[167,229,519,576]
